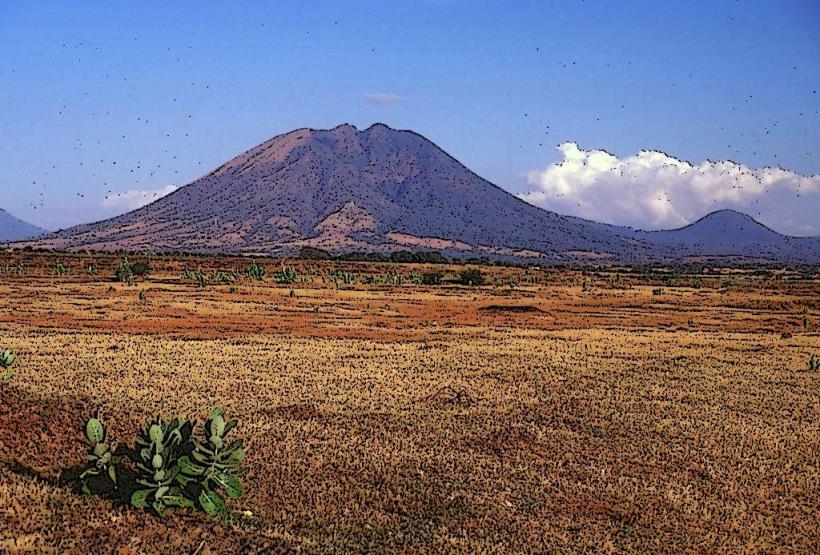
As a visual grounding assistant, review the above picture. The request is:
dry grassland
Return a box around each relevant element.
[1,253,818,553]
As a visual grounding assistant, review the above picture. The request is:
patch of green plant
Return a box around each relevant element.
[1,349,16,388]
[86,264,99,276]
[810,354,819,372]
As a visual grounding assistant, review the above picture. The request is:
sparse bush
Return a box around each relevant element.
[459,268,484,286]
[421,272,443,285]
[130,260,151,277]
[652,287,663,296]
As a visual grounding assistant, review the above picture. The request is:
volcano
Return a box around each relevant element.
[9,124,820,264]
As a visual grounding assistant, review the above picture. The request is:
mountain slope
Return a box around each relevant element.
[0,209,45,242]
[9,124,820,264]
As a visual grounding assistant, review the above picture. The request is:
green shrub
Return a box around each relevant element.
[1,349,16,387]
[178,408,245,515]
[810,354,819,372]
[459,268,484,286]
[86,264,99,276]
[74,408,246,518]
[80,417,121,495]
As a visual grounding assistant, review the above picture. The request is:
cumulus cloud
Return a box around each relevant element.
[102,185,178,212]
[519,143,820,236]
[363,92,404,106]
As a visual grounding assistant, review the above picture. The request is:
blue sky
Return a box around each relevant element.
[1,1,819,234]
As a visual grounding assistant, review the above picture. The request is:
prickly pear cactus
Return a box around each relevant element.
[178,407,246,515]
[79,417,121,494]
[130,415,195,515]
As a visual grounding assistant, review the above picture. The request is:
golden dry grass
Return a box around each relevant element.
[1,253,818,553]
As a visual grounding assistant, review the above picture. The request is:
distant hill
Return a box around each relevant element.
[9,124,820,264]
[0,208,45,242]
[647,209,820,263]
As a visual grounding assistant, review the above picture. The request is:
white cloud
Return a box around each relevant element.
[363,92,404,106]
[102,185,178,212]
[519,143,820,236]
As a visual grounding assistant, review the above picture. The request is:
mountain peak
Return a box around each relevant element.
[330,123,359,133]
[8,125,820,263]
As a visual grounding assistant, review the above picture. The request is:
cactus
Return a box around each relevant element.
[274,265,298,284]
[130,416,195,515]
[178,408,245,515]
[1,349,16,387]
[52,262,70,276]
[246,262,266,281]
[79,417,122,495]
[115,258,134,285]
[330,270,354,287]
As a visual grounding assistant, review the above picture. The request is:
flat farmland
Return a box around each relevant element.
[1,253,818,553]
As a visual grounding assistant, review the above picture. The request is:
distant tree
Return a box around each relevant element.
[459,268,484,286]
[299,247,333,260]
[389,251,415,263]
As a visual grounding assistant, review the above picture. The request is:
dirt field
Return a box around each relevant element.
[1,252,818,553]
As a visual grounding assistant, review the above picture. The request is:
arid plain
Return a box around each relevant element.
[1,252,818,553]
